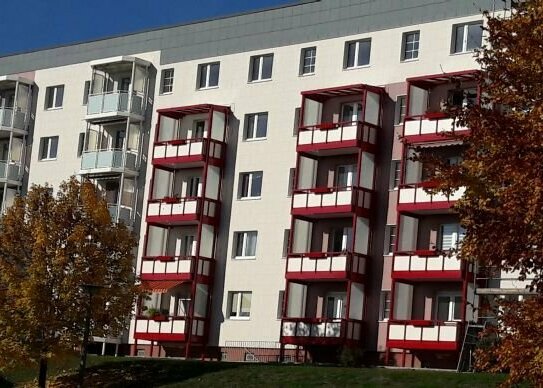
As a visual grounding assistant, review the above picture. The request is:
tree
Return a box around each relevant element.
[0,178,138,387]
[424,1,543,385]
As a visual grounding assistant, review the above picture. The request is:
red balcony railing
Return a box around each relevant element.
[146,196,219,225]
[397,182,464,213]
[134,316,207,342]
[292,186,372,217]
[286,251,366,280]
[140,255,214,281]
[281,318,363,346]
[297,120,377,153]
[403,113,469,143]
[387,320,463,351]
[392,250,472,281]
[153,138,225,168]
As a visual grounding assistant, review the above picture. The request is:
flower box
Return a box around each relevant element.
[317,122,337,131]
[152,314,169,322]
[162,196,180,204]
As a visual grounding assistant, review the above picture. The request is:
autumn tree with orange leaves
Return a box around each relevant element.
[0,178,137,387]
[426,0,543,385]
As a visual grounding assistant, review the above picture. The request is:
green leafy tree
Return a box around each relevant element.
[0,177,138,387]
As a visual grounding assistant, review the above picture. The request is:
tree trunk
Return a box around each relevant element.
[38,357,48,388]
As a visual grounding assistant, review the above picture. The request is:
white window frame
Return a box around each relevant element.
[344,39,371,69]
[198,62,220,89]
[249,54,273,82]
[325,292,347,321]
[39,136,59,161]
[45,85,64,110]
[452,22,483,54]
[401,31,420,61]
[300,47,317,75]
[340,102,363,123]
[439,223,466,251]
[239,171,263,199]
[160,68,175,94]
[234,231,258,259]
[435,293,463,322]
[244,112,268,141]
[228,291,252,320]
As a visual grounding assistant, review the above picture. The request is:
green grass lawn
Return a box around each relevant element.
[1,355,506,388]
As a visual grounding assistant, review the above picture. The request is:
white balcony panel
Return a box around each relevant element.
[311,323,326,337]
[148,320,161,332]
[394,256,410,271]
[421,326,439,341]
[399,188,416,203]
[388,324,406,340]
[302,258,316,272]
[160,203,172,215]
[282,322,297,336]
[313,130,327,144]
[411,256,426,271]
[337,191,352,205]
[135,320,147,332]
[316,257,332,271]
[405,326,422,341]
[154,145,166,159]
[141,261,154,273]
[404,120,421,136]
[343,125,357,140]
[172,320,186,333]
[443,256,461,271]
[307,193,322,207]
[331,256,347,271]
[296,322,311,336]
[436,118,455,133]
[148,203,160,216]
[427,256,443,271]
[326,129,341,142]
[298,131,313,145]
[420,119,437,134]
[440,325,458,341]
[287,257,302,272]
[178,260,191,273]
[166,145,180,158]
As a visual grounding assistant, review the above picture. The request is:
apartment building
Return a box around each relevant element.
[0,0,523,369]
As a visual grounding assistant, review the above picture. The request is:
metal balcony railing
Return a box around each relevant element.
[281,318,363,342]
[0,108,28,130]
[286,251,367,278]
[86,91,144,117]
[292,186,372,212]
[297,120,378,149]
[80,149,138,171]
[0,161,22,181]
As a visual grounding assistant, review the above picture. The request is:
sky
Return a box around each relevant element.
[0,0,295,56]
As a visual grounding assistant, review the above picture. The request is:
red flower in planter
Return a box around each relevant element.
[317,122,337,131]
[157,255,175,262]
[152,314,169,322]
[162,196,180,204]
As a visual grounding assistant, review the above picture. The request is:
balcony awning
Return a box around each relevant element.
[140,280,184,293]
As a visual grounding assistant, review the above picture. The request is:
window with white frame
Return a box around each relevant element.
[39,136,59,160]
[45,85,64,109]
[439,223,466,251]
[341,102,363,122]
[197,62,220,89]
[436,293,462,321]
[344,39,371,69]
[401,31,420,61]
[244,113,268,140]
[239,171,263,199]
[249,54,273,82]
[394,95,407,125]
[234,231,258,258]
[228,291,252,318]
[300,47,317,75]
[451,22,483,54]
[160,69,174,94]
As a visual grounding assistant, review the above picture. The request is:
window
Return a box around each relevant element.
[448,88,477,108]
[198,62,220,89]
[119,78,131,92]
[436,294,462,321]
[325,293,346,320]
[77,133,85,157]
[45,85,64,109]
[228,291,252,319]
[344,39,371,69]
[244,113,268,140]
[390,160,401,189]
[282,229,290,258]
[394,95,407,125]
[239,171,263,199]
[439,223,466,251]
[335,164,356,188]
[39,136,59,160]
[160,68,175,94]
[384,225,397,255]
[287,168,296,196]
[380,291,392,320]
[341,102,363,123]
[277,290,285,319]
[300,47,316,75]
[401,31,420,61]
[293,107,301,136]
[452,22,483,53]
[83,81,91,105]
[249,54,273,82]
[330,227,353,252]
[234,231,258,258]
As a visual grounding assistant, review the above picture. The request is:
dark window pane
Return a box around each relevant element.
[256,114,268,138]
[209,63,220,87]
[50,137,58,158]
[40,139,48,160]
[262,55,273,79]
[358,40,371,66]
[454,25,465,53]
[437,296,450,321]
[245,115,255,139]
[199,65,207,88]
[346,42,356,68]
[467,23,483,51]
[55,86,64,108]
[46,88,54,109]
[251,57,260,81]
[241,174,250,197]
[251,172,262,197]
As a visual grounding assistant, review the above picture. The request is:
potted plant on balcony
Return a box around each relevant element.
[145,308,169,321]
[162,195,180,204]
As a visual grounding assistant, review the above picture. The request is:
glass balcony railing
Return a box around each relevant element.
[0,108,28,130]
[0,161,22,181]
[80,149,138,171]
[107,204,132,224]
[87,91,144,117]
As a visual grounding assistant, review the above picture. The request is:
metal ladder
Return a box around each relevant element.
[456,322,486,372]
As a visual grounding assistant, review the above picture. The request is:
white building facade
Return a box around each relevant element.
[0,0,523,369]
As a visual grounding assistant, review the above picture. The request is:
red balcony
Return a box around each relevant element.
[152,138,225,169]
[397,182,464,215]
[134,316,207,343]
[146,196,220,226]
[297,121,377,155]
[291,186,372,218]
[281,318,363,346]
[403,113,469,144]
[286,252,366,282]
[392,250,473,281]
[387,320,463,351]
[140,255,214,282]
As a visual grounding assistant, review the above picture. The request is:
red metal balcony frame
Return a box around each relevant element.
[291,186,373,218]
[140,255,215,282]
[152,138,225,169]
[133,316,207,343]
[285,251,367,282]
[396,181,459,215]
[386,319,465,351]
[391,250,473,282]
[146,196,221,226]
